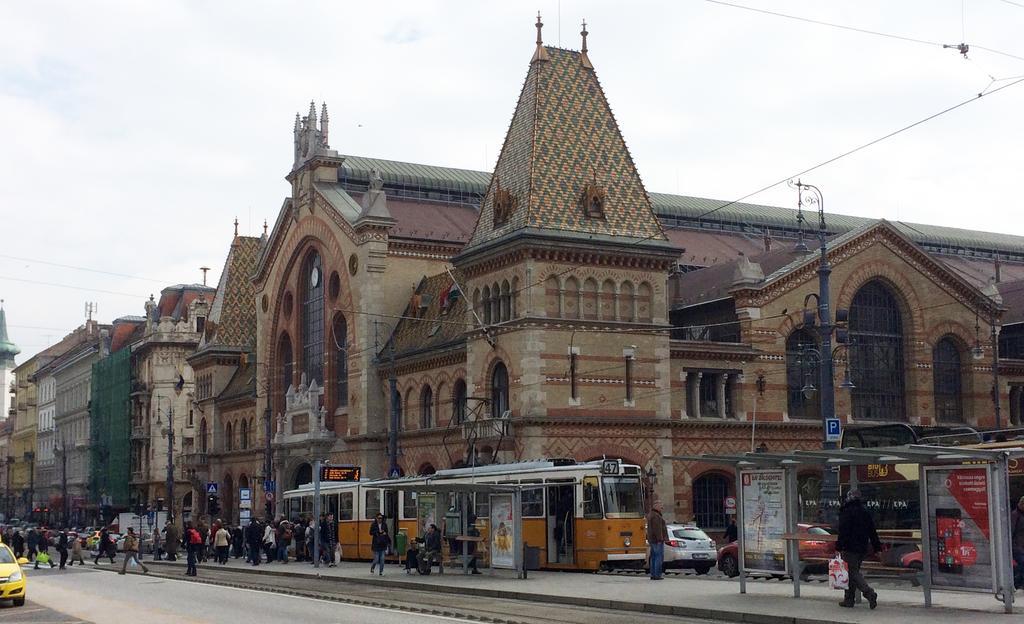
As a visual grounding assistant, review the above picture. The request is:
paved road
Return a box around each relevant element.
[0,599,87,623]
[19,564,702,624]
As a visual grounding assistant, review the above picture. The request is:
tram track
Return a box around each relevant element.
[93,563,701,624]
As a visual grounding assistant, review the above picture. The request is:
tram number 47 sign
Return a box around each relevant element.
[825,418,842,443]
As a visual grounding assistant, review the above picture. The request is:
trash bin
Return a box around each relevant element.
[396,530,408,557]
[524,544,541,570]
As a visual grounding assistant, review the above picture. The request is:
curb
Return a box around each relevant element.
[142,560,839,624]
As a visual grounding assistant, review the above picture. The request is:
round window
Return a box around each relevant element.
[348,254,359,276]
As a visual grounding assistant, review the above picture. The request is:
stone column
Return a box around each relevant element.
[689,372,702,419]
[716,374,727,419]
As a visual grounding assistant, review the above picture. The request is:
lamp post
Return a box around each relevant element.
[4,456,12,519]
[374,321,401,478]
[792,180,851,520]
[156,395,175,524]
[23,450,35,519]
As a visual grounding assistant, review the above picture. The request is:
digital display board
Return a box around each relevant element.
[320,465,361,482]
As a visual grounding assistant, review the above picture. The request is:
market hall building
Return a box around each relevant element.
[215,20,1024,537]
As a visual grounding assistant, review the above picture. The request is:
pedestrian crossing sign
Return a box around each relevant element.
[206,482,218,494]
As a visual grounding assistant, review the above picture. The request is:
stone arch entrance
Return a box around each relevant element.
[293,463,313,489]
[223,474,235,523]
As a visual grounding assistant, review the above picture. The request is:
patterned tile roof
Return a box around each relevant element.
[218,358,255,402]
[199,236,261,351]
[464,46,668,251]
[387,271,468,360]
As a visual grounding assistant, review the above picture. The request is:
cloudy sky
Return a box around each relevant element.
[2,0,1023,358]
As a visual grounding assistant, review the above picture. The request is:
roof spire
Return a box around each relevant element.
[263,219,268,236]
[580,19,593,69]
[234,216,239,237]
[0,298,21,366]
[531,11,549,63]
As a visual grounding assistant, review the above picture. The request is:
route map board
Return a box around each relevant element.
[740,469,787,574]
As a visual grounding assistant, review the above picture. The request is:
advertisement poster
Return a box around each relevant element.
[740,469,787,573]
[490,493,515,569]
[417,493,437,536]
[924,466,994,591]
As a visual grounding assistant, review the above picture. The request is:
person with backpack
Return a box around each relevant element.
[185,521,202,576]
[119,527,150,575]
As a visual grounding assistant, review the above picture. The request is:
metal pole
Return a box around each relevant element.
[992,319,1002,429]
[735,467,746,594]
[166,403,175,524]
[60,438,68,527]
[264,406,273,520]
[387,338,399,478]
[918,464,932,608]
[513,487,523,579]
[786,466,801,598]
[313,458,321,569]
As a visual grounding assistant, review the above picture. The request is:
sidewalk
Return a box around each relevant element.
[148,556,1015,624]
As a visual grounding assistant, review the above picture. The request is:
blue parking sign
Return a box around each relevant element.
[825,418,842,442]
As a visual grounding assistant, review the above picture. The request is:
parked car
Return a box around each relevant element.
[662,524,717,574]
[717,523,836,578]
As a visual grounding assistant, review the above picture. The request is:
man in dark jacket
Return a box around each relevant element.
[836,490,881,609]
[1011,495,1024,590]
[646,500,669,580]
[57,530,69,570]
[246,519,263,565]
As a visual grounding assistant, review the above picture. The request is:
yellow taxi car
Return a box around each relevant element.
[0,542,28,607]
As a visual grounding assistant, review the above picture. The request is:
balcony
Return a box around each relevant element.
[131,426,147,440]
[462,412,511,441]
[180,452,209,468]
[130,470,145,483]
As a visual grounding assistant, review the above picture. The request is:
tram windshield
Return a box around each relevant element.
[602,476,643,517]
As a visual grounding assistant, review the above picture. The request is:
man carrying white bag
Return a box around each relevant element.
[834,489,882,609]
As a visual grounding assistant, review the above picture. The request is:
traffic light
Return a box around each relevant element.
[207,494,219,515]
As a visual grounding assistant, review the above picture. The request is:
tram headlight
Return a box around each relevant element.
[624,537,631,547]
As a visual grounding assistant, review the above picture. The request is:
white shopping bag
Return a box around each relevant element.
[828,553,849,590]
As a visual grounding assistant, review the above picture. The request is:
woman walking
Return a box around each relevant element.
[369,513,390,576]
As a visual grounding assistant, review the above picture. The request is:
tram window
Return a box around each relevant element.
[602,476,643,517]
[403,492,417,520]
[521,487,544,517]
[339,491,354,521]
[582,476,602,518]
[321,494,340,521]
[365,489,381,519]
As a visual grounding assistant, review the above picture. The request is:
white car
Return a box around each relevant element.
[662,524,717,574]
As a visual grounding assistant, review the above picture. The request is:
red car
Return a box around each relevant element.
[717,523,836,577]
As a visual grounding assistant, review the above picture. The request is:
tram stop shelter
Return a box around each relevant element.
[666,444,1024,614]
[378,481,526,579]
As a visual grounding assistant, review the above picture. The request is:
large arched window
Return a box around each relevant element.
[225,422,233,451]
[301,251,325,385]
[240,419,249,450]
[933,337,963,422]
[420,385,433,429]
[332,314,348,407]
[491,362,509,419]
[278,332,293,403]
[786,329,820,420]
[849,281,905,421]
[452,379,467,424]
[394,391,403,432]
[693,473,729,530]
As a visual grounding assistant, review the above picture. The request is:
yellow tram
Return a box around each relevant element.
[281,458,648,571]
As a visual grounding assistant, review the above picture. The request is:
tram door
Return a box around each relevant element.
[384,490,399,549]
[546,482,575,564]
